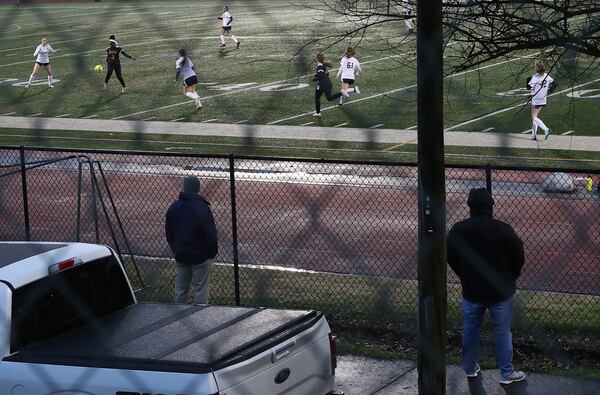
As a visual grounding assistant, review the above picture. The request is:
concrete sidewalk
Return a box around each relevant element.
[335,356,600,395]
[1,116,599,152]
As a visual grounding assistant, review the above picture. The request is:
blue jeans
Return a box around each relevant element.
[174,260,212,304]
[461,297,514,377]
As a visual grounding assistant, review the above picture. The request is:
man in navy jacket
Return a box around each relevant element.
[166,176,218,304]
[447,188,525,385]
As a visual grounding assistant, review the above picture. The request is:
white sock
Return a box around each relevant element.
[347,88,356,94]
[220,35,225,44]
[185,92,196,99]
[48,75,52,85]
[532,122,538,136]
[232,35,238,43]
[339,96,344,104]
[533,117,548,132]
[28,74,35,84]
[405,19,414,30]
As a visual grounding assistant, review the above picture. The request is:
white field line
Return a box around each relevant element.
[55,114,71,118]
[407,125,418,130]
[369,124,385,129]
[481,127,495,132]
[234,119,249,124]
[300,122,315,126]
[83,114,98,119]
[170,118,186,122]
[1,112,16,116]
[333,122,349,128]
[522,129,531,134]
[445,79,600,131]
[267,53,544,125]
[27,113,43,117]
[114,51,417,120]
[6,53,17,57]
[202,119,218,123]
[142,116,156,121]
[562,131,575,136]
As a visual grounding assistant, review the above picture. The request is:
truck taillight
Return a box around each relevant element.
[329,333,337,375]
[49,258,82,273]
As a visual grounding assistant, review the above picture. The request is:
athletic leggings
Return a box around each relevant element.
[105,62,126,87]
[315,86,342,113]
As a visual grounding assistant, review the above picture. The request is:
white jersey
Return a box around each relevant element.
[337,56,361,80]
[176,57,196,80]
[33,44,55,63]
[221,11,232,27]
[528,73,553,106]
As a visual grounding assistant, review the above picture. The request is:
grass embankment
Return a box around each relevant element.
[126,256,600,379]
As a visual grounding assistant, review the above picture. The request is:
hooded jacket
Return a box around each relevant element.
[165,192,218,265]
[447,188,524,304]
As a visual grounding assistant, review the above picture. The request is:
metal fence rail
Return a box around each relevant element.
[1,145,598,350]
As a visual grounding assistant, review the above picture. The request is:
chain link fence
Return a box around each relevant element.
[2,146,598,360]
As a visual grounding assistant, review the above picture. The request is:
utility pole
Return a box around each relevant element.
[416,0,447,393]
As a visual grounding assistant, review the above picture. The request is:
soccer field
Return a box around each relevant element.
[0,0,599,137]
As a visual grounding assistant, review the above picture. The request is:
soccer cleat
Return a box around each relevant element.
[48,84,54,88]
[530,135,537,140]
[341,90,350,98]
[219,44,226,48]
[354,86,360,94]
[121,87,127,94]
[236,41,240,49]
[544,128,551,140]
[466,364,481,378]
[195,99,203,109]
[499,371,526,385]
[312,112,321,117]
[24,84,30,89]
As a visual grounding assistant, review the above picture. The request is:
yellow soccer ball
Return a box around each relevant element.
[94,65,104,73]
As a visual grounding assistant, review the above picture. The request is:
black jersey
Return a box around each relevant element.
[106,46,124,63]
[313,64,332,87]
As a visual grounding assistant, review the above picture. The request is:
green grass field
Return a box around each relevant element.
[1,0,599,137]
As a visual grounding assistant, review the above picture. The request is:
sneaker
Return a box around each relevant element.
[354,86,360,94]
[544,128,551,140]
[466,364,481,378]
[499,371,526,385]
[341,90,350,98]
[219,44,226,48]
[121,87,127,94]
[236,41,240,49]
[312,112,321,117]
[530,135,537,140]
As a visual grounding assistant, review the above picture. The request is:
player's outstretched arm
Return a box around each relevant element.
[122,50,136,60]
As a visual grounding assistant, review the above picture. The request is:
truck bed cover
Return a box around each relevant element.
[5,303,323,373]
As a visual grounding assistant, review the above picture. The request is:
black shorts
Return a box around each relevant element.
[532,104,546,109]
[36,62,50,67]
[183,75,198,87]
[342,78,355,85]
[222,26,232,32]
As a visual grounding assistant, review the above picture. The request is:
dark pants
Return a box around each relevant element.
[315,86,342,113]
[105,62,126,87]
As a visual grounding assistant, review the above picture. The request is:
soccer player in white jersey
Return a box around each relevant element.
[402,0,416,33]
[25,35,57,88]
[527,60,555,140]
[218,5,240,49]
[175,49,202,109]
[336,47,361,105]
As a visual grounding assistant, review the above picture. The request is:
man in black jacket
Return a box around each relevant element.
[166,176,218,304]
[447,188,526,385]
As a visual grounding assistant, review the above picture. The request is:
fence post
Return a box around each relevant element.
[76,161,83,242]
[19,146,31,241]
[486,163,492,193]
[229,154,241,306]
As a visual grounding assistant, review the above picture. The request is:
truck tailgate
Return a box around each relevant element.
[5,303,324,374]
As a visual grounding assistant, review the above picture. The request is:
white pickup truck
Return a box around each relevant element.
[0,242,340,395]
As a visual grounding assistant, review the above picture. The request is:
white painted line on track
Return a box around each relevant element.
[300,122,315,126]
[333,122,349,128]
[562,131,575,136]
[170,118,186,122]
[203,119,218,123]
[482,127,495,132]
[55,114,71,118]
[1,112,16,116]
[83,114,98,119]
[446,79,600,131]
[27,113,43,117]
[142,117,156,121]
[369,124,385,129]
[235,119,249,124]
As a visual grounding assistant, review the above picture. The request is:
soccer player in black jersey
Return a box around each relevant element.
[312,53,343,117]
[103,35,135,93]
